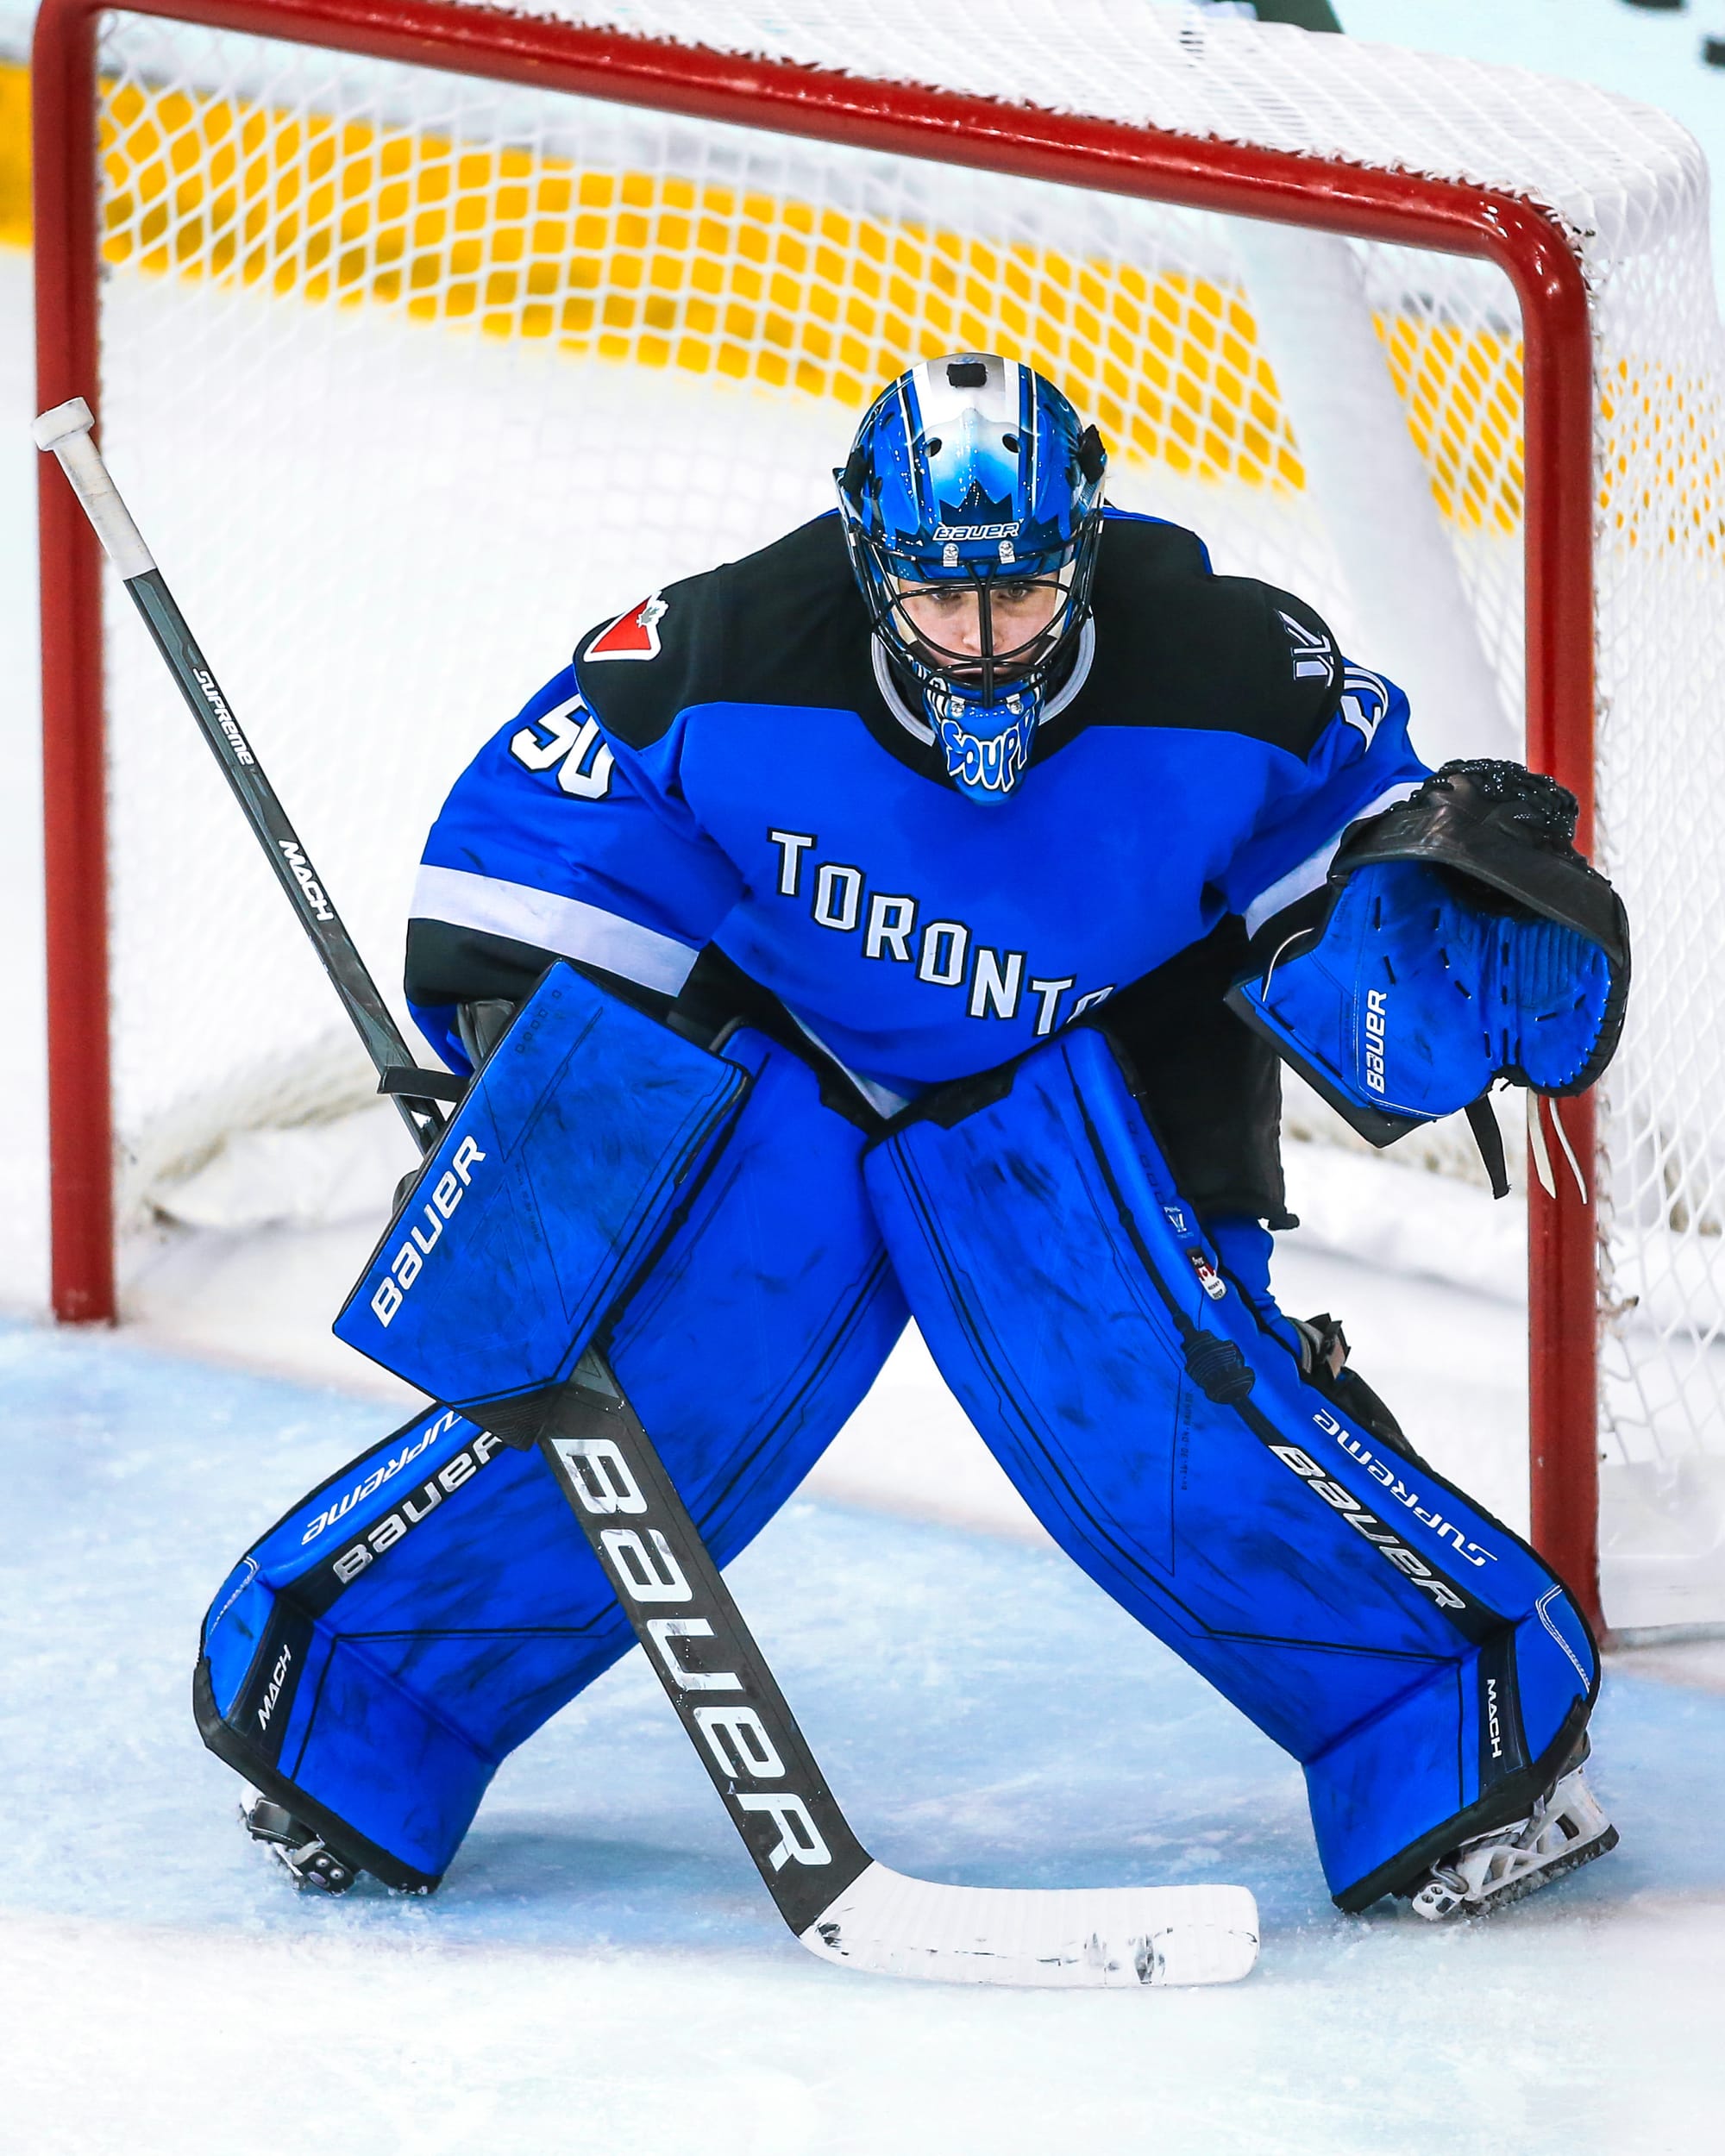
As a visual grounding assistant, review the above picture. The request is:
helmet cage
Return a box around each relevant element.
[849,521,1101,712]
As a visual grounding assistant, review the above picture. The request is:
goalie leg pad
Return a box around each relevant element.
[199,1031,906,1883]
[864,1028,1597,1906]
[334,962,750,1428]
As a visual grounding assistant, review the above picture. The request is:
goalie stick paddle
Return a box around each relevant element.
[35,397,1258,1988]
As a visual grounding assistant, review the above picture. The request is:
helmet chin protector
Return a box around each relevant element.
[835,351,1106,805]
[925,679,1040,803]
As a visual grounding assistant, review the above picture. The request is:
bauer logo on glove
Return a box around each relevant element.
[1226,760,1630,1146]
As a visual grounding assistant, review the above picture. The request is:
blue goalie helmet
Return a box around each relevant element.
[835,351,1107,805]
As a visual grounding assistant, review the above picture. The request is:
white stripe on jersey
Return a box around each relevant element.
[410,864,700,995]
[1240,780,1421,939]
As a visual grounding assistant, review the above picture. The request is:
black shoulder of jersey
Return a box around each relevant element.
[1046,516,1345,761]
[572,511,877,750]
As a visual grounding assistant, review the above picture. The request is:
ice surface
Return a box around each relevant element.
[2,1317,1723,2154]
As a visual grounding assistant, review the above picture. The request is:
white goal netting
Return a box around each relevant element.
[73,0,1725,1626]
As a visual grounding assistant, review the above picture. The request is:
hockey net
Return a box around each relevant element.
[32,0,1725,1631]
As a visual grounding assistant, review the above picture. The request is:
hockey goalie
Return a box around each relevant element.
[197,351,1628,1929]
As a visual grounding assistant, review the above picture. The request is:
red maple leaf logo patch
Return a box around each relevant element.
[584,594,668,661]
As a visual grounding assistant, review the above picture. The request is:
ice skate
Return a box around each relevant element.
[1404,1761,1617,1921]
[241,1791,360,1895]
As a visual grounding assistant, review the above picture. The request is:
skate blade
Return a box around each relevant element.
[1421,1822,1619,1923]
[241,1796,359,1895]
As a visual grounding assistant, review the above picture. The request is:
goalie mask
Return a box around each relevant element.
[836,353,1107,805]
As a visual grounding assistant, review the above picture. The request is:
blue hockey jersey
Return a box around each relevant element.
[407,506,1424,1136]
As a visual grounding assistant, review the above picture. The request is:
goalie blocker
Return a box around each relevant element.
[199,964,1598,1913]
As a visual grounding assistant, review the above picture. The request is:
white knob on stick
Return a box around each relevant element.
[33,397,157,580]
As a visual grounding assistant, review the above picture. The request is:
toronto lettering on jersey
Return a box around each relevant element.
[768,829,1113,1037]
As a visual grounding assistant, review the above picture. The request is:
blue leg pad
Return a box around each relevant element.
[199,1032,906,1882]
[864,1029,1598,1907]
[335,962,750,1421]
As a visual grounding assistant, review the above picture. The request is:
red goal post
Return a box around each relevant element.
[31,0,1602,1620]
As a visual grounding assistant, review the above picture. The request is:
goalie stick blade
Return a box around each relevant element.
[799,1862,1259,1988]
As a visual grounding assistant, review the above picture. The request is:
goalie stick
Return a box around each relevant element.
[34,397,1258,1989]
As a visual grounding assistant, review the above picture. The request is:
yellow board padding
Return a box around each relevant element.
[0,62,30,251]
[16,60,1543,530]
